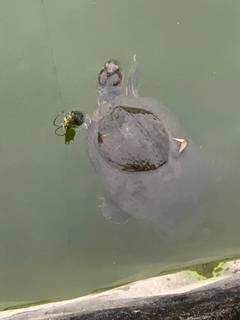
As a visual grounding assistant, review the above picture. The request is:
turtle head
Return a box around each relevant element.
[97,60,123,104]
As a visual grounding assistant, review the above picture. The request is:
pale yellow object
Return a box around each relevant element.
[172,138,188,153]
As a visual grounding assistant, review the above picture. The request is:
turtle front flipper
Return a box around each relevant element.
[126,54,139,98]
[100,197,130,224]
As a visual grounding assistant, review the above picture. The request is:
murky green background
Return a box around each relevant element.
[1,0,240,310]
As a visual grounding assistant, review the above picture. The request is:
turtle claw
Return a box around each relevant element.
[126,54,139,97]
[173,137,188,153]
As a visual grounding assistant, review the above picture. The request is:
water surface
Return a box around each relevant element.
[0,0,240,310]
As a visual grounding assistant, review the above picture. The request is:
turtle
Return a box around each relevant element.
[77,58,207,225]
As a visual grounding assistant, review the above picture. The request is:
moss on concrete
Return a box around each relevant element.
[3,300,52,311]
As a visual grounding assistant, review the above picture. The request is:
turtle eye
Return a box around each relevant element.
[112,70,122,86]
[98,68,107,86]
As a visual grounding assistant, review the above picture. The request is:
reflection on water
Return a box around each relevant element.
[0,0,240,310]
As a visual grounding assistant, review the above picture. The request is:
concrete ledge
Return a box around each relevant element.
[1,260,240,320]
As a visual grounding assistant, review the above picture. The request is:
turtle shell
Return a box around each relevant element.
[97,106,170,172]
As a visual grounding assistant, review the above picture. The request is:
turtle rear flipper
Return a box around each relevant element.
[101,198,130,224]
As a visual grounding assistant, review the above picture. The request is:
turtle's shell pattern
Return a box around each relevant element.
[97,105,170,172]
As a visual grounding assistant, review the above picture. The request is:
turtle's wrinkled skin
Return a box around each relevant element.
[85,59,206,224]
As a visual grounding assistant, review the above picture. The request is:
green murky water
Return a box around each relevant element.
[1,0,240,310]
